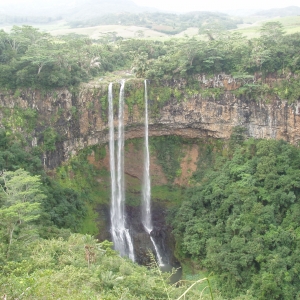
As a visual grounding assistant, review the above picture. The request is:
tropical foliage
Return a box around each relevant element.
[0,233,166,299]
[171,137,300,299]
[69,11,241,34]
[0,22,299,103]
[0,129,86,232]
[0,131,214,299]
[0,18,300,299]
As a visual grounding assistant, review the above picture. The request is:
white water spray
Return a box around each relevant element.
[109,81,135,261]
[142,79,164,266]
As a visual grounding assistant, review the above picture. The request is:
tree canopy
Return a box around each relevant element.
[0,22,299,104]
[171,138,300,299]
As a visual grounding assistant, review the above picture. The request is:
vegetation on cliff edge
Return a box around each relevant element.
[0,22,299,102]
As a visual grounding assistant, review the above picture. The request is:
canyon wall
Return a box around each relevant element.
[2,75,299,265]
[1,75,300,169]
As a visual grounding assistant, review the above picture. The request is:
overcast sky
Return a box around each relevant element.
[131,0,300,12]
[1,0,299,13]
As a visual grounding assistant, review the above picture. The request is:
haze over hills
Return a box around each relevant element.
[1,0,299,23]
[214,6,300,17]
[0,0,299,39]
[0,0,80,17]
[0,0,157,22]
[253,6,300,17]
[67,0,158,21]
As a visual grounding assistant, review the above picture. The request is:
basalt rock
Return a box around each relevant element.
[0,77,299,169]
[2,75,299,266]
[94,201,176,265]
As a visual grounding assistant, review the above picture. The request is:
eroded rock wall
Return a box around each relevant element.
[1,76,300,169]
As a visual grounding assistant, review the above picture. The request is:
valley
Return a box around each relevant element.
[1,1,300,298]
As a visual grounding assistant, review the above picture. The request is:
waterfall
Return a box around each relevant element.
[142,79,152,234]
[142,79,164,266]
[109,81,135,262]
[150,236,164,266]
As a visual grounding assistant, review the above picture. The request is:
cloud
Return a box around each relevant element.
[131,0,300,12]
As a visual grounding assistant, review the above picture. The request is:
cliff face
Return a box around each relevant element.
[1,76,300,169]
[2,77,299,266]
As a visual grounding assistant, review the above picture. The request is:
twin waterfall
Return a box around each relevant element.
[108,80,164,265]
[109,81,135,261]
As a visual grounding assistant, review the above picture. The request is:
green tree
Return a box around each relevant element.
[0,169,45,257]
[260,21,285,44]
[172,138,300,299]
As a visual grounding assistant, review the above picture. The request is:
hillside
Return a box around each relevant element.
[234,15,300,38]
[68,11,241,34]
[1,3,300,40]
[254,5,300,17]
[0,0,155,24]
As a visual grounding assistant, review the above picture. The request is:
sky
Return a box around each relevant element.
[131,0,300,12]
[0,0,299,14]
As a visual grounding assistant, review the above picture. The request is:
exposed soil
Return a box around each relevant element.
[174,144,199,186]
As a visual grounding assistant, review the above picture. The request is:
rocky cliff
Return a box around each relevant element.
[0,74,300,169]
[2,74,299,266]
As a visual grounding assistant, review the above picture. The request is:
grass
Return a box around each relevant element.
[82,70,138,89]
[55,147,111,236]
[233,15,300,38]
[151,185,183,206]
[49,24,169,40]
[1,14,299,42]
[48,24,210,42]
[174,27,202,38]
[125,174,142,207]
[53,139,186,236]
[0,19,203,41]
[80,203,99,235]
[56,164,110,205]
[0,20,69,33]
[178,257,219,298]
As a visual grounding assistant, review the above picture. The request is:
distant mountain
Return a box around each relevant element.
[0,0,80,18]
[220,6,300,17]
[253,6,300,17]
[0,0,157,24]
[67,0,157,21]
[3,1,299,27]
[219,9,261,17]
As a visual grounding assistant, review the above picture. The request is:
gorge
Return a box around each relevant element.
[2,70,300,298]
[1,14,300,298]
[1,73,300,265]
[108,79,170,264]
[1,74,299,170]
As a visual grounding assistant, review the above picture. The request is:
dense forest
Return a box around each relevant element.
[0,130,212,299]
[171,135,300,299]
[1,18,300,299]
[69,11,241,34]
[3,127,300,299]
[0,22,300,102]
